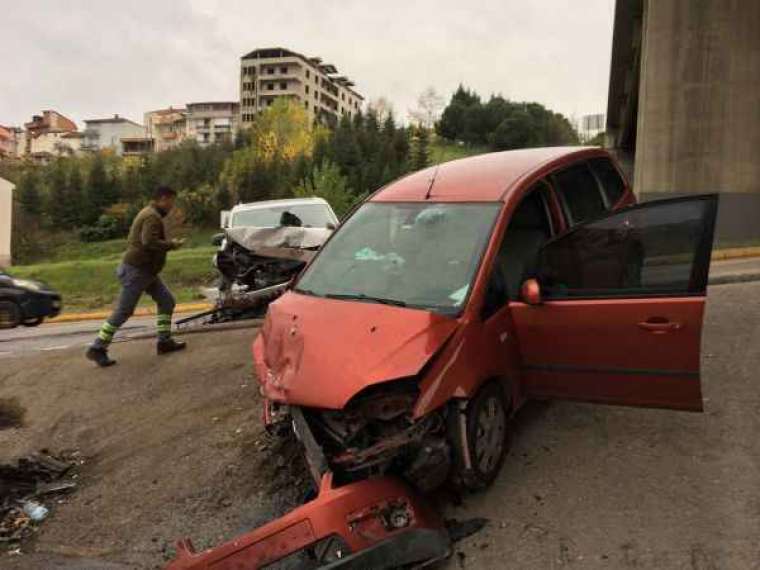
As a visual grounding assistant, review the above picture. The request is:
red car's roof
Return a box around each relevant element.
[371,146,606,203]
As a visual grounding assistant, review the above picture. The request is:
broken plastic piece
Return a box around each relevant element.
[22,501,48,522]
[165,473,450,570]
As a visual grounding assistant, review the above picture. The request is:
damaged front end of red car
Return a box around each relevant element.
[253,292,463,492]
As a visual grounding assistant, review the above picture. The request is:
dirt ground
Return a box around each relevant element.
[0,326,309,569]
[2,282,760,569]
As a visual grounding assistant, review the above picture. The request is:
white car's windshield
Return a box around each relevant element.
[296,202,501,314]
[231,204,334,228]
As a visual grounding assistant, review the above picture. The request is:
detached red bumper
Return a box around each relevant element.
[166,472,450,570]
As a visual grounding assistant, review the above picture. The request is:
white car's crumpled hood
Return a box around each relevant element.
[226,226,333,250]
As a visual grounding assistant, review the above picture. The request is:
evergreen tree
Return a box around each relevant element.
[409,127,430,172]
[47,159,68,228]
[84,154,111,224]
[64,164,85,227]
[16,168,43,218]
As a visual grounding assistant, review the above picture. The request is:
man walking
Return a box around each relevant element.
[86,186,186,367]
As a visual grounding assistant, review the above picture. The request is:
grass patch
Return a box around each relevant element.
[430,140,489,165]
[37,227,219,264]
[11,246,218,313]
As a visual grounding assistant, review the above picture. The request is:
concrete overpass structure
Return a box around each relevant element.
[607,0,760,245]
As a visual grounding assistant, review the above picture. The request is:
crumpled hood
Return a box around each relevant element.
[226,226,332,250]
[253,291,459,410]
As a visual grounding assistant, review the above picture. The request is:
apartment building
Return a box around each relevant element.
[23,110,78,159]
[186,102,239,146]
[83,114,145,155]
[0,126,17,158]
[29,131,84,160]
[240,47,364,127]
[144,107,187,153]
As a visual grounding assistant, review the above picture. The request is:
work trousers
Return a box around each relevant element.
[92,263,176,349]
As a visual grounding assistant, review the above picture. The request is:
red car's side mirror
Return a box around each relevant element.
[520,278,542,306]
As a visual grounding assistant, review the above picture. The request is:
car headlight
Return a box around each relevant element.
[12,278,43,292]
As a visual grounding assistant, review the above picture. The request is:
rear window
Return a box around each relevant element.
[589,157,626,206]
[552,163,606,225]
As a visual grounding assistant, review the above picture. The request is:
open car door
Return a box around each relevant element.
[510,195,718,411]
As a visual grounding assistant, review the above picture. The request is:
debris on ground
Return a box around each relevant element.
[0,398,25,430]
[0,451,81,549]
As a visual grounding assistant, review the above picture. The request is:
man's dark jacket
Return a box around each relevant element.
[123,205,174,275]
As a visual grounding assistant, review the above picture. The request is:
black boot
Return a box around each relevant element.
[157,338,186,355]
[86,346,116,367]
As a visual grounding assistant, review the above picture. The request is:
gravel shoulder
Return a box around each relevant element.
[0,326,308,569]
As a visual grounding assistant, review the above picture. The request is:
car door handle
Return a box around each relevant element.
[637,319,682,334]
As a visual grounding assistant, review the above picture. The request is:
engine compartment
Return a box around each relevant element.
[298,381,452,492]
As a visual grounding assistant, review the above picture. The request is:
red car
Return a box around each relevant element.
[254,146,718,492]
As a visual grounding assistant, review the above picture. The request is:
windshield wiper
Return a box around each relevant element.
[294,287,317,296]
[325,293,407,307]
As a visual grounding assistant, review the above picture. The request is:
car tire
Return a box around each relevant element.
[23,317,44,327]
[457,381,511,491]
[0,301,22,329]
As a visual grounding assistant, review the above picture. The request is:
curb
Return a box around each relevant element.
[709,272,760,286]
[121,318,264,341]
[47,303,212,325]
[711,246,760,261]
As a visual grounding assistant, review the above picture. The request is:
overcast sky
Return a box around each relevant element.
[1,0,615,128]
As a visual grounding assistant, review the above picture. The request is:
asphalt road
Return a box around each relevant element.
[2,281,759,569]
[446,280,760,569]
[0,316,157,356]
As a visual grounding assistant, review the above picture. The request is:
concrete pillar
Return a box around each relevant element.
[634,0,760,244]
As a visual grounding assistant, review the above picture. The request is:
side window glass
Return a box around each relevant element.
[482,185,553,318]
[552,163,606,225]
[589,157,626,206]
[537,196,718,299]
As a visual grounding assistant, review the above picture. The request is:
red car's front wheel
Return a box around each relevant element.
[456,381,511,491]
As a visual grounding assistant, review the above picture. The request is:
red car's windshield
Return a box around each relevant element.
[296,202,500,314]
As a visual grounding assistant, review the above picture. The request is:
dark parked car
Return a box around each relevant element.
[0,271,62,329]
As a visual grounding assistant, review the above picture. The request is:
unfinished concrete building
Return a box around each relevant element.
[240,47,364,127]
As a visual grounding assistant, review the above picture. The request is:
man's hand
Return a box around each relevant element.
[171,238,186,250]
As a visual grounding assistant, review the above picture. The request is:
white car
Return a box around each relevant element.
[221,197,339,231]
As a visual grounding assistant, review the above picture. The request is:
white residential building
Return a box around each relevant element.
[83,115,145,155]
[0,177,13,267]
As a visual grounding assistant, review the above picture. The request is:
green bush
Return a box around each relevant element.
[79,215,123,242]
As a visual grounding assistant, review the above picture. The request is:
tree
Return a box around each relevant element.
[15,168,43,218]
[367,97,394,123]
[409,127,430,172]
[408,86,445,129]
[437,85,580,150]
[47,159,68,227]
[221,99,318,203]
[295,160,359,218]
[84,154,114,224]
[62,163,85,228]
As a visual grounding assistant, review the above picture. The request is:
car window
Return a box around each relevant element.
[588,157,626,206]
[482,184,553,318]
[537,195,718,299]
[552,163,606,225]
